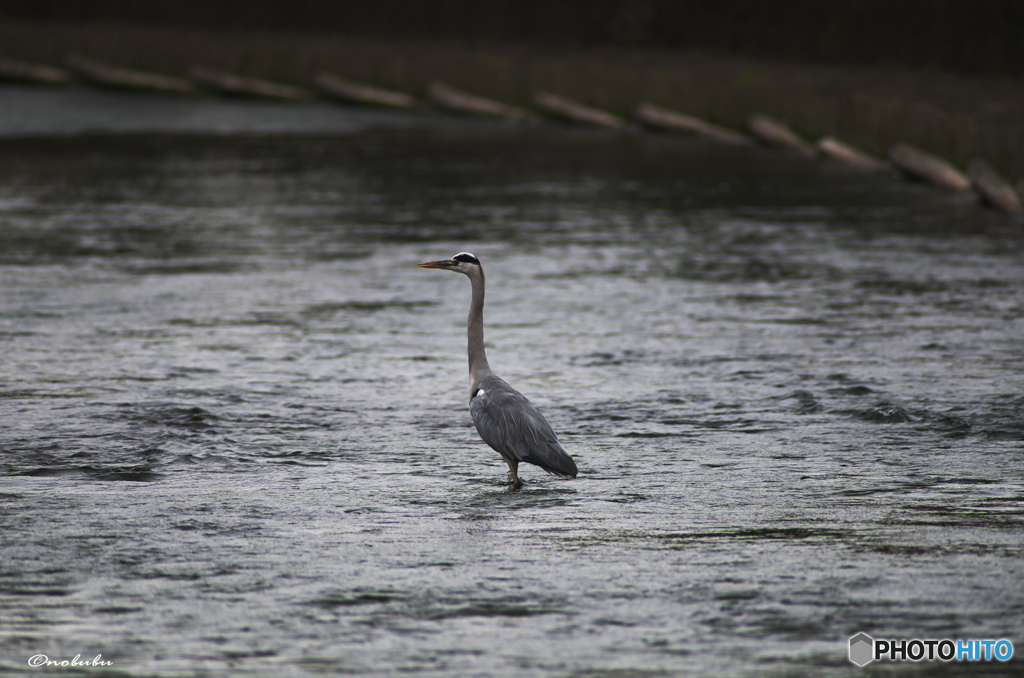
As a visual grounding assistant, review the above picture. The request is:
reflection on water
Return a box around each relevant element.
[1,122,1022,677]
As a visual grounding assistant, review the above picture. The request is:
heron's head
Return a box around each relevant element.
[418,252,481,276]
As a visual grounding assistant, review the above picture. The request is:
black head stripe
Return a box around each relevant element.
[452,252,480,265]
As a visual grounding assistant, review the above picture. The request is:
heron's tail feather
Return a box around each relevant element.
[523,441,578,478]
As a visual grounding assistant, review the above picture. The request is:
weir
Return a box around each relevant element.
[0,19,1021,184]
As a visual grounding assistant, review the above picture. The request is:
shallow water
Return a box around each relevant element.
[1,89,1023,677]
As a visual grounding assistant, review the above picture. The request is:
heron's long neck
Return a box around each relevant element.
[467,267,490,389]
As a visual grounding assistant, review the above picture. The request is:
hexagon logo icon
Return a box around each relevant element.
[849,633,874,666]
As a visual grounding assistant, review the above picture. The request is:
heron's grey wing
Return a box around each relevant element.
[469,375,577,478]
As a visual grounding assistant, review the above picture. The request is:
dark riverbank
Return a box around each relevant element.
[4,1,1024,78]
[1,19,1023,183]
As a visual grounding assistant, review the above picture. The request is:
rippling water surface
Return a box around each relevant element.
[1,90,1023,677]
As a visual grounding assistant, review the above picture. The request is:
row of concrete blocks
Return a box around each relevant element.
[2,53,1021,215]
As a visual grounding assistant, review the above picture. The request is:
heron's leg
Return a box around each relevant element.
[505,459,522,489]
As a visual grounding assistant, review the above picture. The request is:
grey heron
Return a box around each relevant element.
[418,252,578,488]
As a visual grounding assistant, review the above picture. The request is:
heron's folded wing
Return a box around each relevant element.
[470,379,577,477]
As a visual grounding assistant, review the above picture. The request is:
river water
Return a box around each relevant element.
[1,86,1022,677]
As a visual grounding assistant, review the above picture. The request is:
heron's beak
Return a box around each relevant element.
[418,259,455,269]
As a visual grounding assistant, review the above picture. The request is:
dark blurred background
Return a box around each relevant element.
[2,0,1023,77]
